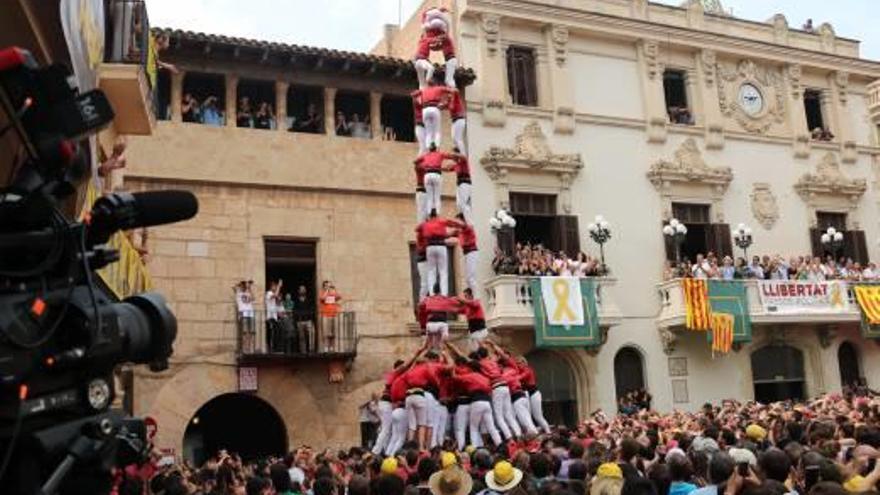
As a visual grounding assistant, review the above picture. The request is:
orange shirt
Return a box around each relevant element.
[319,289,341,317]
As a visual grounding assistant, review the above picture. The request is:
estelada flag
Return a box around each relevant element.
[854,285,880,325]
[710,313,734,355]
[682,279,710,331]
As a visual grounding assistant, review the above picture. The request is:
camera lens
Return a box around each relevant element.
[111,292,177,371]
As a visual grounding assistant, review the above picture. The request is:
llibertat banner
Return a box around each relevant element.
[758,280,850,314]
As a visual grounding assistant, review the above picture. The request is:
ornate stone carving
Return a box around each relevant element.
[750,183,779,230]
[641,40,660,80]
[833,71,849,105]
[787,64,802,99]
[769,14,789,45]
[794,153,867,208]
[481,14,501,57]
[699,0,729,15]
[659,328,677,355]
[717,59,787,134]
[818,23,835,52]
[700,50,716,88]
[550,25,569,67]
[481,121,584,212]
[647,138,733,191]
[631,0,648,18]
[482,99,506,127]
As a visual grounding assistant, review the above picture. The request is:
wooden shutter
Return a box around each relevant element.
[554,216,581,258]
[708,223,733,259]
[506,47,538,107]
[809,229,823,258]
[844,230,869,264]
[496,227,515,256]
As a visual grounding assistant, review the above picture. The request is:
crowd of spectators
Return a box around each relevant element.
[335,111,372,139]
[663,253,879,282]
[492,243,607,278]
[181,92,225,126]
[668,107,694,125]
[811,128,835,142]
[123,387,880,495]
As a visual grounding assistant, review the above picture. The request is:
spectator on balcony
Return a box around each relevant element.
[254,102,275,130]
[749,256,765,280]
[319,281,342,353]
[235,280,256,353]
[292,103,323,133]
[692,254,711,279]
[864,262,879,280]
[350,113,371,139]
[201,96,224,126]
[335,111,351,136]
[236,97,254,128]
[720,256,735,280]
[181,93,200,123]
[266,279,283,353]
[492,247,517,275]
[294,285,316,354]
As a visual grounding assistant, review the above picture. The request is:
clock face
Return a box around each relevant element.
[738,83,764,116]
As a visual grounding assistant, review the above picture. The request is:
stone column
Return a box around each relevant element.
[275,81,289,132]
[324,87,337,135]
[370,91,382,140]
[225,74,238,127]
[787,64,810,158]
[545,24,574,134]
[170,70,184,122]
[695,50,724,149]
[638,39,667,143]
[479,13,507,127]
[829,71,856,163]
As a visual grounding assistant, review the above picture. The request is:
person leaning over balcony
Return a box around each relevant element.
[235,280,256,353]
[319,281,342,352]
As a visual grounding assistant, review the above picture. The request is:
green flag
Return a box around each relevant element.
[707,280,752,343]
[530,278,601,348]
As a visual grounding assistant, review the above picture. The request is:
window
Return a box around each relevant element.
[408,243,456,308]
[506,46,538,107]
[665,203,731,262]
[334,91,371,138]
[838,342,861,389]
[810,212,869,263]
[182,72,225,126]
[751,345,805,403]
[614,347,646,402]
[236,79,276,130]
[287,85,324,134]
[664,70,693,125]
[816,211,847,231]
[380,95,415,143]
[508,193,581,257]
[804,89,832,140]
[264,238,317,323]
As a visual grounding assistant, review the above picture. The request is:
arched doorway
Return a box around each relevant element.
[526,350,577,427]
[751,345,805,403]
[183,393,287,465]
[838,341,861,389]
[614,347,646,401]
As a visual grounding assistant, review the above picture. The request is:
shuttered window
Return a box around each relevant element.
[506,46,538,107]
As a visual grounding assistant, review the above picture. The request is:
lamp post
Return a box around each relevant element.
[489,208,517,255]
[586,214,612,275]
[662,218,688,262]
[733,223,753,260]
[820,226,844,259]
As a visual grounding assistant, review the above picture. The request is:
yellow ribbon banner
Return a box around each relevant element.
[540,277,584,327]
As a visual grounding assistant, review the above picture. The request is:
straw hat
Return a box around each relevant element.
[428,467,472,495]
[485,461,524,493]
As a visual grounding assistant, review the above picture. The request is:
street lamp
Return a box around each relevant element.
[733,223,753,260]
[489,208,517,255]
[820,226,845,258]
[586,214,612,275]
[662,218,688,262]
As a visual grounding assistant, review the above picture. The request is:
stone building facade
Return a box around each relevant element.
[378,0,880,422]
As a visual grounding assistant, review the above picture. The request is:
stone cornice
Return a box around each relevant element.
[480,121,583,177]
[794,152,867,207]
[647,138,733,193]
[462,0,880,77]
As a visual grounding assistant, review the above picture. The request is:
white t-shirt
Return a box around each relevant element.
[265,290,279,320]
[236,289,254,318]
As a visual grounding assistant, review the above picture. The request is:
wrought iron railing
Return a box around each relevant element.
[235,309,358,358]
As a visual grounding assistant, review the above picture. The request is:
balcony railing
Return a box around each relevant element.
[657,278,861,328]
[483,275,623,329]
[236,309,358,361]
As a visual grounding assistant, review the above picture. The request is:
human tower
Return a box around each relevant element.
[370,7,552,456]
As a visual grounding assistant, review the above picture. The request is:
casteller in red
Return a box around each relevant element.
[459,298,485,321]
[420,216,454,243]
[419,85,452,108]
[449,89,466,119]
[411,90,424,125]
[454,368,492,396]
[458,223,477,252]
[415,31,456,60]
[415,150,453,174]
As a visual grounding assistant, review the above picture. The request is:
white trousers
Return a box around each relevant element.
[416,190,427,223]
[432,403,448,448]
[425,392,439,447]
[372,400,394,455]
[492,386,521,439]
[454,403,471,451]
[425,321,449,348]
[452,117,467,154]
[423,172,442,216]
[469,400,501,448]
[415,124,427,154]
[426,245,448,296]
[529,391,552,434]
[417,260,428,301]
[464,250,478,294]
[444,58,458,88]
[513,396,539,436]
[422,106,442,149]
[468,329,488,352]
[386,407,408,455]
[456,182,472,224]
[406,394,428,430]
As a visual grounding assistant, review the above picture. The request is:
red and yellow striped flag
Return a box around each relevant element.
[682,279,711,331]
[711,313,734,354]
[854,286,880,325]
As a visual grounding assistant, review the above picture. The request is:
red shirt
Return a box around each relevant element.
[411,90,424,124]
[383,368,403,395]
[390,374,409,403]
[424,361,445,391]
[405,363,434,390]
[449,90,465,118]
[479,358,501,381]
[453,155,470,179]
[420,85,450,107]
[517,362,537,389]
[458,224,477,252]
[421,217,452,241]
[415,151,451,174]
[501,366,522,393]
[455,370,492,396]
[415,225,427,256]
[459,299,485,321]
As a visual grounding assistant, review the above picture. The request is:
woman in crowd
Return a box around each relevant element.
[237,96,253,128]
[254,102,275,130]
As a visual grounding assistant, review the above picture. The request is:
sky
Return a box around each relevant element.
[146,0,879,61]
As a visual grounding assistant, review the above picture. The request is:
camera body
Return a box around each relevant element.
[0,47,194,494]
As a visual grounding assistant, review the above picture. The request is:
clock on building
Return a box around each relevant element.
[738,83,764,116]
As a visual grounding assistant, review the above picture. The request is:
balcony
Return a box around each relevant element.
[869,80,880,132]
[98,0,155,135]
[656,278,861,328]
[236,310,358,364]
[483,275,623,329]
